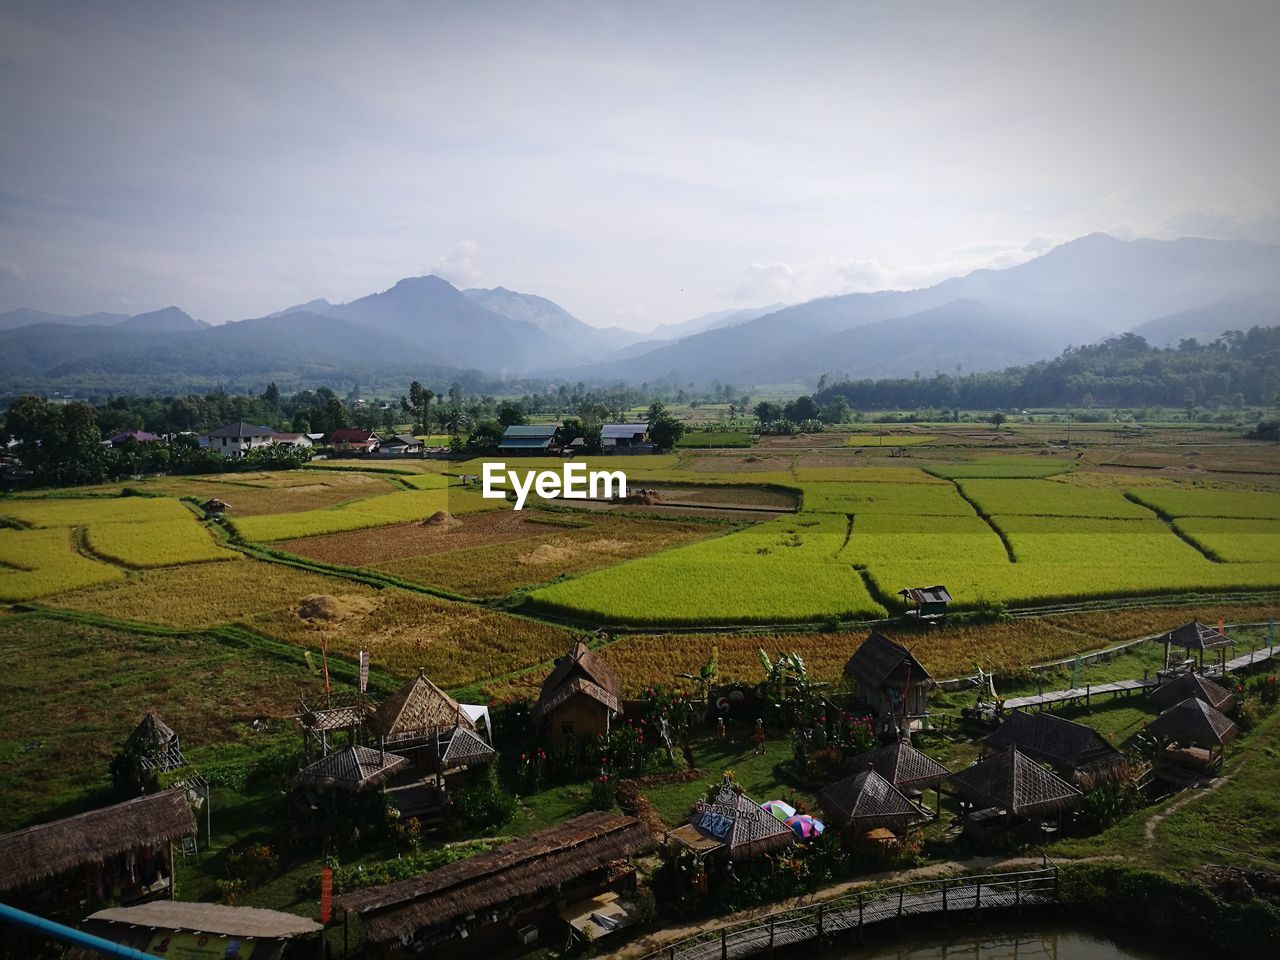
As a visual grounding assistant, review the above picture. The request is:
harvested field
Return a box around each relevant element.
[371,514,731,597]
[0,614,331,832]
[45,558,572,688]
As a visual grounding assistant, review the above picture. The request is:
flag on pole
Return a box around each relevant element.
[321,638,331,695]
[320,866,333,924]
[1218,618,1224,636]
[303,650,317,674]
[359,650,369,693]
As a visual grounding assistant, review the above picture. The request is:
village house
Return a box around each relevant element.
[0,790,195,923]
[269,432,313,449]
[843,632,935,736]
[327,428,381,454]
[105,430,163,448]
[199,421,274,457]
[498,423,559,454]
[534,641,623,740]
[374,434,423,457]
[601,423,650,451]
[335,811,652,958]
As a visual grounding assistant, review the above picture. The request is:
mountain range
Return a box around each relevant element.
[0,233,1276,395]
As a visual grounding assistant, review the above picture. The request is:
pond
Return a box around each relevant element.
[827,922,1193,959]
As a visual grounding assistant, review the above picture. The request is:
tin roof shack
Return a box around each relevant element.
[336,812,652,959]
[949,746,1082,844]
[601,423,650,451]
[73,902,322,960]
[534,641,623,740]
[898,585,951,619]
[843,633,934,736]
[0,791,195,922]
[498,423,558,453]
[982,711,1125,784]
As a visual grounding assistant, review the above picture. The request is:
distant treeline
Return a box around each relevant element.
[815,328,1280,411]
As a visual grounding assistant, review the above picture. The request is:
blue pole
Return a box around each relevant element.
[0,902,154,959]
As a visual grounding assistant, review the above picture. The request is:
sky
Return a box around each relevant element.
[1,0,1278,332]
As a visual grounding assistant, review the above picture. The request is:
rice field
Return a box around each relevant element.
[957,479,1152,518]
[0,528,125,601]
[44,558,572,688]
[843,434,936,447]
[0,496,193,527]
[85,520,239,568]
[991,515,1209,566]
[1127,488,1280,520]
[1172,518,1280,563]
[676,431,754,448]
[231,485,500,541]
[799,480,975,515]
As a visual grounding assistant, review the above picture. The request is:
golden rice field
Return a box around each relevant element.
[1172,518,1280,563]
[84,520,238,568]
[231,485,500,541]
[44,557,572,688]
[0,528,125,601]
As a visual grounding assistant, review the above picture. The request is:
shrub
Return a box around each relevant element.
[225,843,279,888]
[454,765,516,832]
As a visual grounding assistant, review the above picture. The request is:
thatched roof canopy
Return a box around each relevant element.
[534,641,623,719]
[370,672,470,741]
[983,711,1122,774]
[438,725,496,770]
[126,713,177,751]
[844,633,933,690]
[86,902,321,939]
[847,740,950,791]
[1150,672,1234,712]
[819,769,924,831]
[336,811,652,943]
[297,746,407,791]
[1146,696,1238,747]
[949,747,1082,819]
[677,783,794,858]
[0,790,195,893]
[1165,621,1236,653]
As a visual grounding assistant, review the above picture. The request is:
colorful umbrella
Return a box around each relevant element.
[785,814,825,839]
[760,800,796,822]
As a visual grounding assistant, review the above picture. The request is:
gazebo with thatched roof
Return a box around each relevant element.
[125,713,185,772]
[982,711,1124,782]
[370,671,472,749]
[847,739,950,811]
[1162,621,1236,674]
[950,746,1082,840]
[667,782,794,863]
[1150,671,1234,713]
[1144,696,1238,779]
[297,745,407,792]
[819,768,931,837]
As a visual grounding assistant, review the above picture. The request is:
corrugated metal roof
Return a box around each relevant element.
[503,424,559,438]
[601,424,647,439]
[898,585,952,605]
[498,437,554,449]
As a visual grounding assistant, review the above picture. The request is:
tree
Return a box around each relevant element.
[645,401,668,426]
[262,382,281,407]
[466,419,505,452]
[989,411,1007,430]
[821,397,851,424]
[497,400,528,427]
[648,413,685,451]
[753,401,782,425]
[783,395,820,422]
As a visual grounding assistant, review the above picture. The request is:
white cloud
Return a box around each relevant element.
[0,257,25,280]
[428,240,483,288]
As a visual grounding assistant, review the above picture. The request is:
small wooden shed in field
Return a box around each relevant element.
[844,633,934,735]
[898,585,952,618]
[534,641,623,740]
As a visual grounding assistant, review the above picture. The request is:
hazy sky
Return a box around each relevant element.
[1,0,1277,331]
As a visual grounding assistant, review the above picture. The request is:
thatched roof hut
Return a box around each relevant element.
[0,791,195,894]
[370,671,471,745]
[1150,672,1234,713]
[535,641,623,719]
[819,769,927,832]
[1145,696,1238,748]
[125,713,185,772]
[846,740,950,793]
[297,746,407,792]
[668,782,794,860]
[1165,621,1236,653]
[982,711,1123,777]
[335,811,652,945]
[949,747,1082,820]
[844,633,933,733]
[437,724,496,771]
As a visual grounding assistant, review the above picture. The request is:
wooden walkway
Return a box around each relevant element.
[1210,644,1280,677]
[1002,678,1156,711]
[643,867,1058,960]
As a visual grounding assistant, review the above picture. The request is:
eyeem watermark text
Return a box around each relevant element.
[481,462,627,510]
